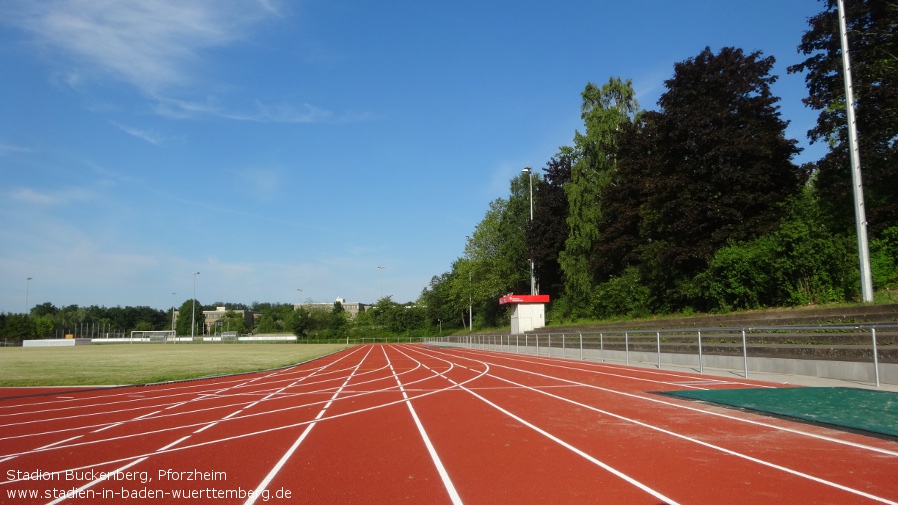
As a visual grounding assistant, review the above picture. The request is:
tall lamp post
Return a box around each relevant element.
[171,292,177,342]
[191,272,200,340]
[25,277,32,314]
[521,167,535,295]
[837,0,873,302]
[465,236,473,332]
[377,266,386,299]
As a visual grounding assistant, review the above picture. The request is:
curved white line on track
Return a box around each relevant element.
[462,345,769,390]
[0,356,465,457]
[464,349,898,458]
[0,346,488,494]
[411,345,898,504]
[392,345,680,505]
[0,348,375,443]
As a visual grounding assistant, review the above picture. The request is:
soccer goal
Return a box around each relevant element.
[130,330,176,343]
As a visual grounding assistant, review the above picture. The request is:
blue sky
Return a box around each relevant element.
[1,0,828,312]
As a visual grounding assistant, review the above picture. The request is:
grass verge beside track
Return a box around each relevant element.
[0,343,349,386]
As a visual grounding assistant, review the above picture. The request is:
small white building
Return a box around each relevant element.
[499,294,550,334]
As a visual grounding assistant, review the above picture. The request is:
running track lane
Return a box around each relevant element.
[0,344,896,504]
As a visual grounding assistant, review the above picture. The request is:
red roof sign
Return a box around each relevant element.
[498,294,550,305]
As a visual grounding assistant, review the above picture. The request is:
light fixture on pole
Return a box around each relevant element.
[521,167,535,295]
[191,272,200,340]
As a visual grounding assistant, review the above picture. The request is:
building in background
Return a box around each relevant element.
[294,297,368,319]
[203,306,258,334]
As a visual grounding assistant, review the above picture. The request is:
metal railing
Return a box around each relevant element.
[424,324,898,388]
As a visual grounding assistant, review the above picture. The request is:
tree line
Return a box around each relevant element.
[0,297,441,344]
[417,0,898,330]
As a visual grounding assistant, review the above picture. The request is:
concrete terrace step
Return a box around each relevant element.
[538,304,898,334]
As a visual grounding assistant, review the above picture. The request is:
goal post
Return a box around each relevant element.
[130,330,176,342]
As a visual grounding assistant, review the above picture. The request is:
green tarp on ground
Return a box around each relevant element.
[664,387,898,437]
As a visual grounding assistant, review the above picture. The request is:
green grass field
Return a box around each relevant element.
[0,343,349,387]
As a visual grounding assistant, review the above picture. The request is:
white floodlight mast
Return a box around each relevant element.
[837,0,874,302]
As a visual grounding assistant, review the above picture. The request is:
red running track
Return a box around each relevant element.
[1,344,897,504]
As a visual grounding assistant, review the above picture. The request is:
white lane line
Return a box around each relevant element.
[0,369,471,464]
[414,346,898,505]
[36,435,83,450]
[495,368,898,504]
[443,347,898,458]
[467,347,770,390]
[384,347,463,505]
[158,436,191,452]
[244,346,374,505]
[0,349,483,490]
[91,422,123,433]
[396,345,678,505]
[194,422,217,433]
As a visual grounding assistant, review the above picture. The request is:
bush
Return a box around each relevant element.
[871,226,898,288]
[591,267,650,319]
[695,194,854,311]
[694,238,774,312]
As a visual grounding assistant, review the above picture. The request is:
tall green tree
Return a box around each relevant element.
[456,174,534,328]
[292,307,311,338]
[328,301,348,334]
[788,0,898,236]
[559,77,639,315]
[215,310,248,334]
[417,272,460,332]
[0,314,36,342]
[175,299,204,336]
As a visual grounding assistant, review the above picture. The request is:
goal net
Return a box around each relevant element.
[130,330,176,342]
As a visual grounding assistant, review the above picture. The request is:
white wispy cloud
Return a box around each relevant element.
[5,0,281,96]
[9,187,95,206]
[0,143,36,155]
[2,1,369,125]
[109,121,166,145]
[154,96,342,124]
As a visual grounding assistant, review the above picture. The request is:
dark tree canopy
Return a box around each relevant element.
[592,113,660,281]
[529,155,572,299]
[788,0,898,235]
[640,47,806,283]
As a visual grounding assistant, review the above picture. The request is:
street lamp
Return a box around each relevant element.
[377,266,386,299]
[465,236,473,332]
[522,167,535,295]
[191,272,200,340]
[25,277,32,315]
[171,292,177,342]
[837,0,873,302]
